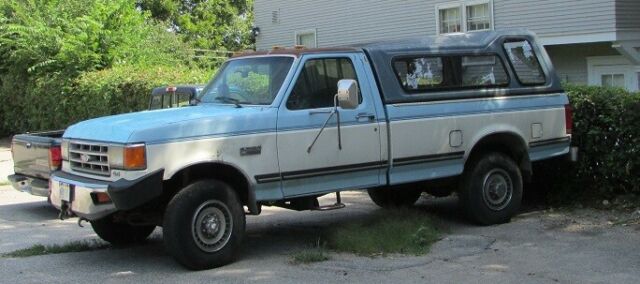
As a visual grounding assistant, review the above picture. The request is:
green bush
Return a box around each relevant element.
[0,0,215,135]
[542,85,640,201]
[4,65,214,133]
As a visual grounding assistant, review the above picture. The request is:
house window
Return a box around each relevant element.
[601,74,625,88]
[296,30,317,48]
[466,3,491,31]
[437,1,493,35]
[439,7,462,34]
[587,56,639,91]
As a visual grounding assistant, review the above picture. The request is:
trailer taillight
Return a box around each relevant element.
[564,104,573,135]
[49,146,62,171]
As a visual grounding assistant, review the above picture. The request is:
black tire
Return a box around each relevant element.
[367,185,422,208]
[90,214,155,245]
[163,179,245,270]
[459,152,523,225]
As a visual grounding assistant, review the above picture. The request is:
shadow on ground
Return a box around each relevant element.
[0,200,60,222]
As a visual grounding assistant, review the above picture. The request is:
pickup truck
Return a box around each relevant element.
[8,131,63,198]
[49,30,573,270]
[7,85,203,198]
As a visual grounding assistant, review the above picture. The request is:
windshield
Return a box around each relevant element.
[199,56,294,105]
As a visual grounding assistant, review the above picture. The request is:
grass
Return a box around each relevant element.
[326,208,441,256]
[2,240,109,258]
[289,246,331,265]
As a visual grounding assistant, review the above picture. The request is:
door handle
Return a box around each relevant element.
[356,112,375,121]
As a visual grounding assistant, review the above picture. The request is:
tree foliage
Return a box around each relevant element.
[137,0,254,52]
[0,0,228,135]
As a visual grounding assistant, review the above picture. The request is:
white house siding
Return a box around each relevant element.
[493,0,617,41]
[616,0,640,32]
[254,0,438,50]
[255,0,622,50]
[546,43,620,85]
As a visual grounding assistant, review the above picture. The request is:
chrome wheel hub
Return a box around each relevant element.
[482,168,513,211]
[192,200,233,252]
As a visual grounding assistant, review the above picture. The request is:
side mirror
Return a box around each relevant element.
[336,79,359,109]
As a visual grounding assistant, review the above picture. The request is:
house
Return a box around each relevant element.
[253,0,640,91]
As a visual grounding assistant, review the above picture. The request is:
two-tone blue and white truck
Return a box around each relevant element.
[50,30,574,270]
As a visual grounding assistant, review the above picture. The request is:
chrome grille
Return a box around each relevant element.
[69,142,110,176]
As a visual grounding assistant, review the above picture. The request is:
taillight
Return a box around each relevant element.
[564,104,573,135]
[49,146,62,171]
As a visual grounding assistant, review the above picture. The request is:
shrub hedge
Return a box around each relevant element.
[0,65,214,135]
[540,85,640,200]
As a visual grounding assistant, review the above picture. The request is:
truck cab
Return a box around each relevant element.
[49,30,572,270]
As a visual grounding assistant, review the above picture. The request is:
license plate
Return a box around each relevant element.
[59,182,72,202]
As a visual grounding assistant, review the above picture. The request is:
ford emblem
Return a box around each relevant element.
[80,153,90,162]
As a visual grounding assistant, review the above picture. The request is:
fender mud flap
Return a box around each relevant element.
[107,170,164,211]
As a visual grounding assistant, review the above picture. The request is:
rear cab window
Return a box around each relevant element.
[393,54,509,92]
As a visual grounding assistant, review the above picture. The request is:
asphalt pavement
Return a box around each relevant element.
[1,139,639,283]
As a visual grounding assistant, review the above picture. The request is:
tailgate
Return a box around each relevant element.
[11,133,62,179]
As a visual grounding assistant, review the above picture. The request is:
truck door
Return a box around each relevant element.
[276,54,383,197]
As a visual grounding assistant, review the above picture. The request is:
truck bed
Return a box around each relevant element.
[11,130,63,180]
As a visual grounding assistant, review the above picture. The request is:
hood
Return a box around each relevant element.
[64,104,277,144]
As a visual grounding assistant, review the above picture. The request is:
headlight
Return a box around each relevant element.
[109,144,146,170]
[61,139,69,160]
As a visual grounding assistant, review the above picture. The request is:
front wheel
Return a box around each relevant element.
[459,152,523,225]
[163,179,245,270]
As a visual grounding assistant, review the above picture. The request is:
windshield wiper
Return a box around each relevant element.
[214,96,243,108]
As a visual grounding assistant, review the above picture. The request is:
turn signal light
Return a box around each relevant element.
[123,144,146,170]
[91,192,112,204]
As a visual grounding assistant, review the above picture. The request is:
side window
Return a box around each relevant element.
[503,40,546,85]
[162,93,172,108]
[393,54,508,91]
[149,95,162,110]
[286,58,359,110]
[461,55,509,87]
[176,93,191,107]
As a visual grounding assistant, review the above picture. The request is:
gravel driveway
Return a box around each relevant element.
[1,139,639,283]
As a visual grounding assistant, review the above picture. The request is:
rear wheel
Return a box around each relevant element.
[459,152,522,225]
[367,185,421,208]
[90,214,155,245]
[163,179,245,270]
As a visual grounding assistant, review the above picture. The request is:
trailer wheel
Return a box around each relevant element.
[163,179,245,270]
[459,152,522,225]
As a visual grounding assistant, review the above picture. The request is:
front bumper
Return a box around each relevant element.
[8,174,49,197]
[50,170,164,220]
